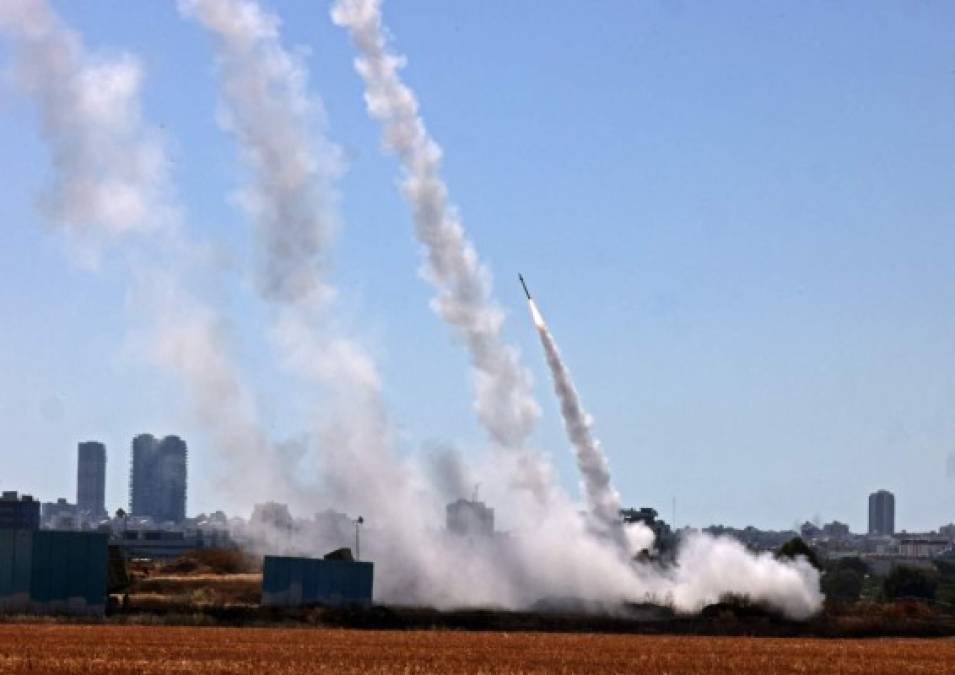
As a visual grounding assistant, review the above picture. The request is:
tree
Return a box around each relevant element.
[883,565,938,601]
[830,556,869,577]
[776,537,822,571]
[822,568,863,602]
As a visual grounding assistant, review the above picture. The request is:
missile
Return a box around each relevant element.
[518,273,532,300]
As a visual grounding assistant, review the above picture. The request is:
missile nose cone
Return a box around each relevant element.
[519,273,531,300]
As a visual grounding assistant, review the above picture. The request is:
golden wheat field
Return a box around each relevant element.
[0,624,952,674]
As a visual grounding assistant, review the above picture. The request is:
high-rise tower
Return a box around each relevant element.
[76,441,106,517]
[868,489,895,536]
[129,434,187,523]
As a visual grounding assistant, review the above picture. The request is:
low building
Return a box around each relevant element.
[0,492,40,531]
[261,554,373,607]
[41,498,79,530]
[114,528,232,559]
[899,537,950,559]
[822,521,851,538]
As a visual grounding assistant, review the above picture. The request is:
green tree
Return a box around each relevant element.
[883,565,938,601]
[776,537,822,570]
[822,568,863,602]
[830,556,869,576]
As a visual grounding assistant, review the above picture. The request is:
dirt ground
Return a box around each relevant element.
[0,623,952,674]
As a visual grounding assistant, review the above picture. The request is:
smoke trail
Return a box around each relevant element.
[177,0,408,519]
[0,0,173,263]
[3,0,825,619]
[0,0,299,512]
[177,0,341,306]
[330,0,552,500]
[527,298,627,550]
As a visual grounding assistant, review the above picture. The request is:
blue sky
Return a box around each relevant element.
[1,1,953,531]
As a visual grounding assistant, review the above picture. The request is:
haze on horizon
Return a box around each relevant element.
[1,1,953,534]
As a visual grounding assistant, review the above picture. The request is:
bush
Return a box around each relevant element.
[776,537,822,570]
[159,548,259,575]
[829,556,869,576]
[822,568,863,602]
[883,565,938,601]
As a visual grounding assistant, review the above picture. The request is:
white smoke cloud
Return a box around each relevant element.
[0,0,298,512]
[330,0,553,502]
[329,0,823,619]
[178,0,342,305]
[0,0,174,263]
[178,0,408,524]
[528,299,627,551]
[2,0,825,620]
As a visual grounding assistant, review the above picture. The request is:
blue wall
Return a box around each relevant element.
[0,530,108,615]
[262,556,373,607]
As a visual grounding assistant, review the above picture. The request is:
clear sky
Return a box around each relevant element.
[1,1,953,532]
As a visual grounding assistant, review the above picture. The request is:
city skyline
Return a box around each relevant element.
[1,2,953,531]
[2,431,943,537]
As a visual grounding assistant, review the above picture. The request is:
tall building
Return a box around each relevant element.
[76,441,107,517]
[0,491,40,530]
[129,434,187,523]
[868,489,895,536]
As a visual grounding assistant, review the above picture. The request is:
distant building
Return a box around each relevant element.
[129,434,187,523]
[250,502,295,533]
[77,441,107,517]
[446,499,494,537]
[940,523,955,542]
[868,490,895,536]
[115,528,231,559]
[800,521,822,539]
[822,521,851,538]
[899,537,950,559]
[41,498,79,530]
[0,492,40,530]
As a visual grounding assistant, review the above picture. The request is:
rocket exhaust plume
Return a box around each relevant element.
[523,276,628,552]
[0,0,296,512]
[178,0,411,523]
[3,0,825,619]
[331,0,553,501]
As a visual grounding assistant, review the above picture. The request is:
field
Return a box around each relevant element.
[0,624,953,674]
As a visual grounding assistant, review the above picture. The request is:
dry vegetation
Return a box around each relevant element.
[0,624,953,674]
[121,549,262,610]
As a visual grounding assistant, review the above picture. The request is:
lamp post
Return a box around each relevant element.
[354,516,364,561]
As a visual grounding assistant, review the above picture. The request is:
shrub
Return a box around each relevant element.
[822,568,863,602]
[883,565,938,601]
[775,537,822,570]
[159,548,259,575]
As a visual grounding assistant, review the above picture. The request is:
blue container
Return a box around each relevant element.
[262,555,373,607]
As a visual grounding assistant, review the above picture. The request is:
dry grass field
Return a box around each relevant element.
[0,624,952,674]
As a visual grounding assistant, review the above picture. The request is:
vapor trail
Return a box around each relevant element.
[178,0,406,517]
[331,0,552,500]
[0,0,172,262]
[0,0,295,511]
[178,0,341,306]
[527,298,627,551]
